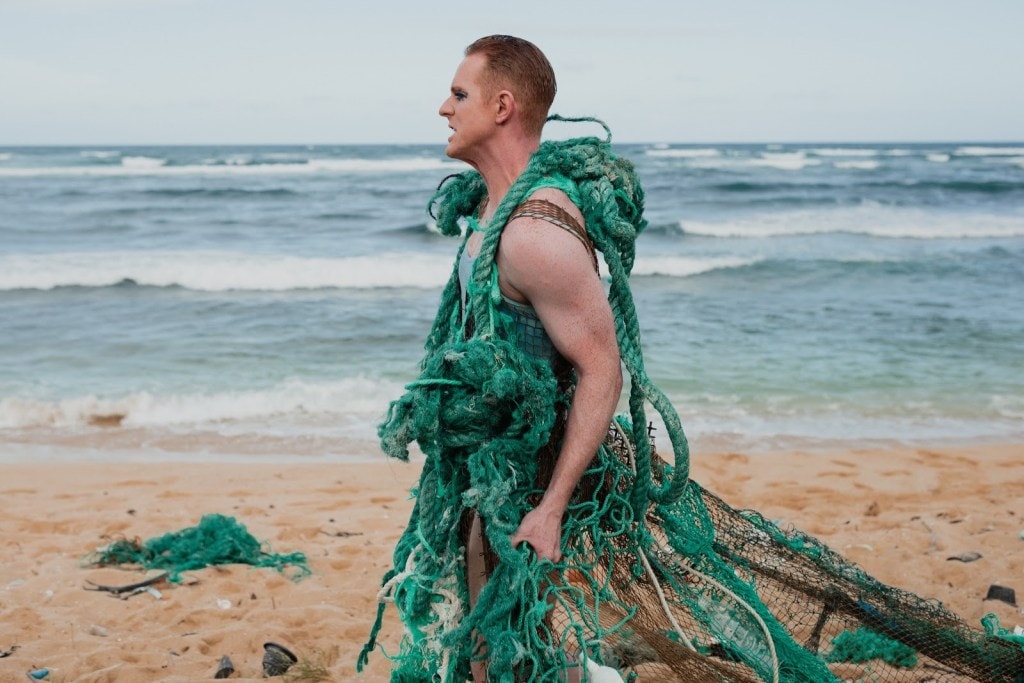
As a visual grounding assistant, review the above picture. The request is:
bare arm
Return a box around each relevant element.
[501,190,623,562]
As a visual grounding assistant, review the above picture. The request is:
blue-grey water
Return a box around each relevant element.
[1,142,1022,458]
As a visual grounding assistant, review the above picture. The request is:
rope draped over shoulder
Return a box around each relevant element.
[365,115,1024,683]
[362,116,701,681]
[424,115,691,516]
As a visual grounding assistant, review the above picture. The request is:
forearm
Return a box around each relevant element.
[538,361,622,513]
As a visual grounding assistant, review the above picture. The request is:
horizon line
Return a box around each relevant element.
[2,138,1024,148]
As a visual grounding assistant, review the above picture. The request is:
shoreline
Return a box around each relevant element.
[1,442,1021,681]
[0,428,1019,464]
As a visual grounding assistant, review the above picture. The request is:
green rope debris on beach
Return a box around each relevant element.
[85,513,311,582]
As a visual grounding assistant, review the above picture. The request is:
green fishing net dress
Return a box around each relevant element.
[359,119,1024,682]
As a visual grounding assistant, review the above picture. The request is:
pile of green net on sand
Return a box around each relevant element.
[359,117,1024,682]
[85,513,310,581]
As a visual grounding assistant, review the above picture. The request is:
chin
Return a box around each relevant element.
[444,142,464,161]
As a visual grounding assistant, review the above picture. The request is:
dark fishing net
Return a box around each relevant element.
[359,119,1024,682]
[532,424,1024,683]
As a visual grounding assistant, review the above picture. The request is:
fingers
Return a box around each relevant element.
[511,535,546,560]
[511,535,532,554]
[512,538,561,563]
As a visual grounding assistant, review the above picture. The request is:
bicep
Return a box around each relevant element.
[499,222,619,371]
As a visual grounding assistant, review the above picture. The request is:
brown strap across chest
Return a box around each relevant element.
[508,199,599,273]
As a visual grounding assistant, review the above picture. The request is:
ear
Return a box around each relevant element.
[494,90,515,125]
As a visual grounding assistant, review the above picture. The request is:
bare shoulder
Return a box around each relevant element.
[500,187,589,268]
[502,186,586,254]
[497,188,597,303]
[522,186,586,226]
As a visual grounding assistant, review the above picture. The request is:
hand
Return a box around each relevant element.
[509,503,564,563]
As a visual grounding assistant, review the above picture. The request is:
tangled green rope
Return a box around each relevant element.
[362,118,1024,683]
[827,627,919,668]
[85,513,310,581]
[360,117,841,682]
[424,115,691,520]
[361,117,699,680]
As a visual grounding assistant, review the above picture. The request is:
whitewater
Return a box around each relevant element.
[1,141,1021,457]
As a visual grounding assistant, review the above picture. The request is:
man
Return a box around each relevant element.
[361,40,1024,683]
[438,35,622,682]
[361,35,669,682]
[439,36,621,568]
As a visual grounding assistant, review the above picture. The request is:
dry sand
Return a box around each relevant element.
[1,443,1021,682]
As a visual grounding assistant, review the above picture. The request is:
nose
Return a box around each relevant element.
[439,95,453,118]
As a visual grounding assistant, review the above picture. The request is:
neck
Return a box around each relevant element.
[466,134,540,220]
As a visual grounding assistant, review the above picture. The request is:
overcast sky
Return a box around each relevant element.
[2,0,1022,145]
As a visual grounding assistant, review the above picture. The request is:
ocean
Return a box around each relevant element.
[1,141,1022,461]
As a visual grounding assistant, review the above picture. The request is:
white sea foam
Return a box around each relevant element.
[0,250,454,291]
[686,153,822,171]
[994,156,1024,169]
[806,148,879,157]
[307,158,460,172]
[926,153,951,163]
[0,377,400,430]
[223,154,253,166]
[750,152,822,171]
[631,256,760,277]
[121,155,167,168]
[954,146,1024,156]
[675,398,1024,452]
[680,206,1024,239]
[5,381,1017,448]
[645,148,721,158]
[80,150,119,159]
[0,157,464,177]
[833,160,880,170]
[0,152,14,161]
[991,394,1024,421]
[262,152,311,161]
[0,249,763,290]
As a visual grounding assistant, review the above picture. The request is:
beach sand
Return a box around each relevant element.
[1,443,1021,682]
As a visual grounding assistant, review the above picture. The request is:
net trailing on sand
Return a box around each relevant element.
[360,118,1024,682]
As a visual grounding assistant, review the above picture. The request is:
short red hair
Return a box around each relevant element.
[464,35,556,137]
